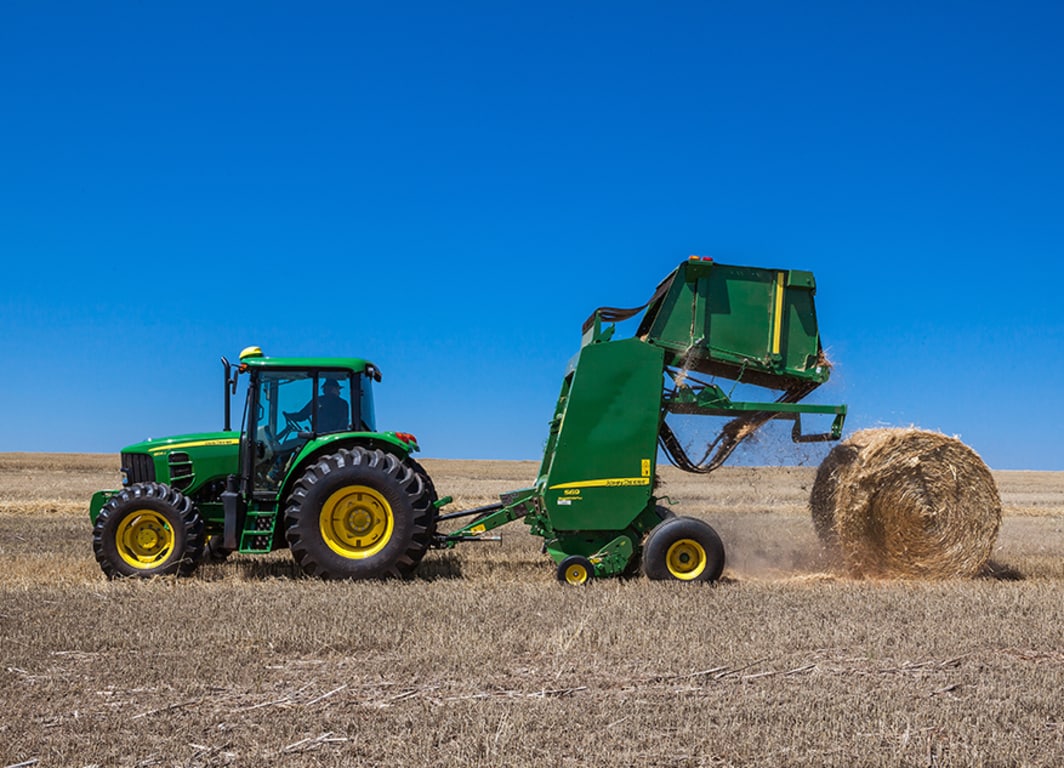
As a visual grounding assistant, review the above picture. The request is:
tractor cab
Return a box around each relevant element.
[229,347,382,498]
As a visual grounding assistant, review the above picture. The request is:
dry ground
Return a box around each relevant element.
[1,453,1063,767]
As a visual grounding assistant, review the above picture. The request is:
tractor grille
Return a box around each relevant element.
[168,452,194,490]
[121,453,156,485]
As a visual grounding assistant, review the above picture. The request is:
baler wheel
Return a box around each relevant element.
[284,447,435,579]
[557,555,594,586]
[642,516,725,582]
[92,482,204,579]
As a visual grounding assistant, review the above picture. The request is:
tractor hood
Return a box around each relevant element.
[122,431,242,457]
[116,431,242,496]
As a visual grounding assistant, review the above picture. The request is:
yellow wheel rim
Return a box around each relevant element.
[115,509,176,569]
[564,562,590,585]
[320,484,393,559]
[666,538,707,580]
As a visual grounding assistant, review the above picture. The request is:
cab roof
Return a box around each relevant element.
[238,346,374,375]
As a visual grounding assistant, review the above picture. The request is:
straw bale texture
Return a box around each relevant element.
[810,428,1001,578]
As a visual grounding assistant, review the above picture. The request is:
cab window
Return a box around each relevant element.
[253,372,314,493]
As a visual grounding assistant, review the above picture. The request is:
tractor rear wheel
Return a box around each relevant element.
[92,482,204,578]
[284,447,436,579]
[642,516,725,582]
[404,456,439,560]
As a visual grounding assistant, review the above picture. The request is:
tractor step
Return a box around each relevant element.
[239,510,277,554]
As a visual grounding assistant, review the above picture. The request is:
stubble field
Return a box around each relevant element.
[1,453,1063,767]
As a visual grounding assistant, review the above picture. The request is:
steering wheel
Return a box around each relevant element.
[278,411,308,441]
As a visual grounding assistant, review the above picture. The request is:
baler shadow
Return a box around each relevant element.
[978,559,1025,581]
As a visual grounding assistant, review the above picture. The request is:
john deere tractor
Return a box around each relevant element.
[89,347,437,579]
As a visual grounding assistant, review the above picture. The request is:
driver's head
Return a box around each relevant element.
[323,378,341,395]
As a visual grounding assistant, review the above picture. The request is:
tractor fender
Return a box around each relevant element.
[276,432,418,500]
[89,489,121,525]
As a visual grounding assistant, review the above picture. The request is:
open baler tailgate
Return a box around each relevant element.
[582,256,846,473]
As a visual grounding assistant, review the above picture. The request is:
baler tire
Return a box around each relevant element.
[557,555,594,586]
[92,482,204,579]
[642,516,725,583]
[284,447,434,579]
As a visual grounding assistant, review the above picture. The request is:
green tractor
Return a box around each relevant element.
[89,346,437,579]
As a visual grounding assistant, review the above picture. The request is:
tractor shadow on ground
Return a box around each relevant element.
[202,551,467,582]
[214,556,305,581]
[412,552,464,581]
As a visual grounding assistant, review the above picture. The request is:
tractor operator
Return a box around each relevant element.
[285,378,349,433]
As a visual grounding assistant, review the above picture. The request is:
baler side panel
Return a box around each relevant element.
[536,365,574,485]
[541,338,666,532]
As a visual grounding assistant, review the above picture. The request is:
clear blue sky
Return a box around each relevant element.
[2,2,1061,470]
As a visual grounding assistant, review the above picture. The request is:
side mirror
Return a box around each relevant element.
[221,356,234,431]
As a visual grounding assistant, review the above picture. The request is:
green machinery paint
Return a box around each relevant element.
[88,347,436,580]
[437,256,847,582]
[88,257,845,584]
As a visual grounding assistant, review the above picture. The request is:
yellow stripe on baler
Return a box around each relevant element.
[772,271,785,355]
[549,477,651,490]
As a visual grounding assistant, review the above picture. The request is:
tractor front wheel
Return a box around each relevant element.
[92,482,204,578]
[284,447,435,579]
[642,516,725,582]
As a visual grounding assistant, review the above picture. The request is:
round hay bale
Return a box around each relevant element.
[809,440,860,551]
[809,428,1001,579]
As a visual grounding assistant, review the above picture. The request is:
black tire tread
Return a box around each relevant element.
[642,515,726,582]
[404,456,440,560]
[557,554,594,585]
[284,447,435,579]
[92,482,204,579]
